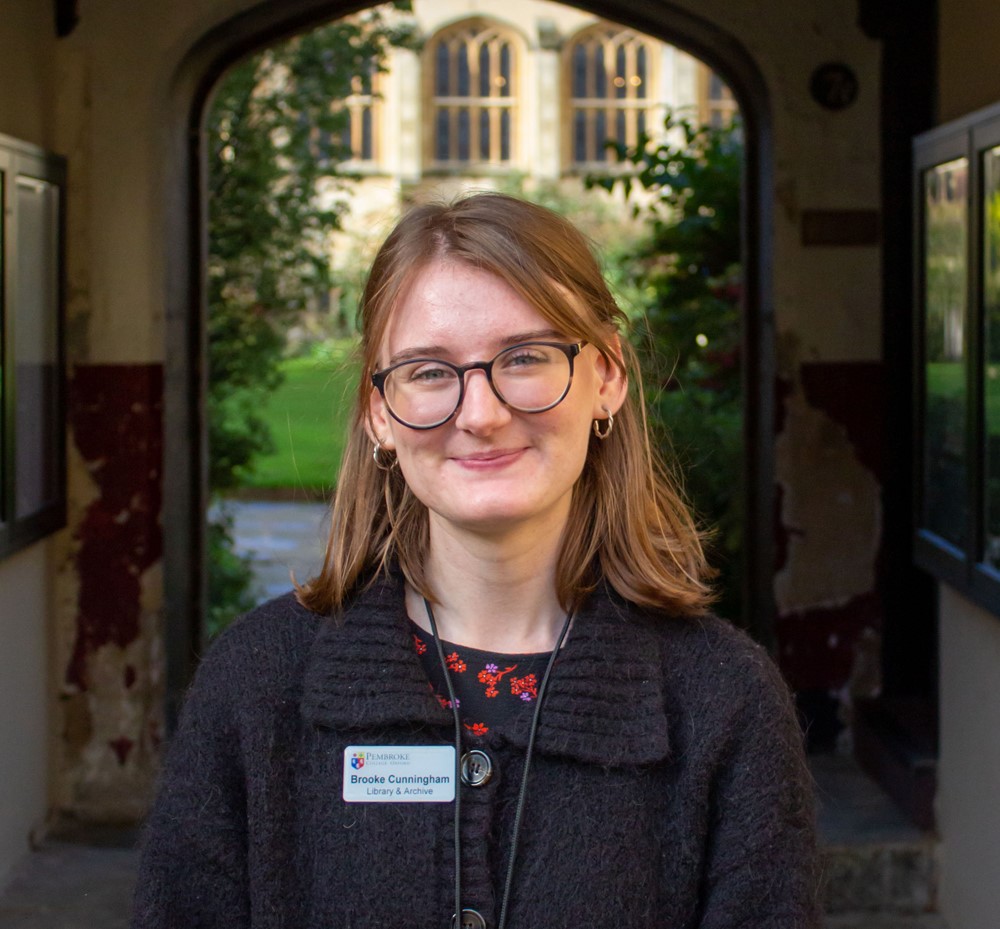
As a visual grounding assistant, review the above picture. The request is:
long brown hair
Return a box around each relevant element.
[297,193,714,616]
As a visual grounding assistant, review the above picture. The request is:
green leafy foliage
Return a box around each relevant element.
[205,509,259,640]
[207,6,415,492]
[590,110,745,621]
[205,7,414,632]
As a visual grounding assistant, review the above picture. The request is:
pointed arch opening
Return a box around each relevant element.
[162,0,773,724]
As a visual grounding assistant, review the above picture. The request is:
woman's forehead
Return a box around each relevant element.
[382,260,572,347]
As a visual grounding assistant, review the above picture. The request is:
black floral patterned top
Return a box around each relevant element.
[408,619,553,738]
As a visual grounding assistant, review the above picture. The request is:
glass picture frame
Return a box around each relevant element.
[914,102,1000,615]
[0,134,67,559]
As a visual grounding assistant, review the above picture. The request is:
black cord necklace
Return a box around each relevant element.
[423,598,573,929]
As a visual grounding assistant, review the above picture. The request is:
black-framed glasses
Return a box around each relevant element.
[371,341,585,430]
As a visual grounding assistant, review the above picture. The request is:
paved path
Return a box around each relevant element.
[224,500,330,602]
[0,839,136,929]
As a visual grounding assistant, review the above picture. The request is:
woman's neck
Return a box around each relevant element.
[406,519,568,653]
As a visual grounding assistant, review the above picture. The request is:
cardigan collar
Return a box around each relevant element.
[300,570,670,766]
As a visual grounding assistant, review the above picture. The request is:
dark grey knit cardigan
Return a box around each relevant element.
[132,571,820,928]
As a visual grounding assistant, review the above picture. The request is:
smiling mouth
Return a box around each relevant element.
[452,448,526,466]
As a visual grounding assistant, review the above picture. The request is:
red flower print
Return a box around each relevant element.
[510,673,538,702]
[412,634,427,655]
[446,651,467,673]
[477,663,518,698]
[435,692,460,710]
[464,722,489,737]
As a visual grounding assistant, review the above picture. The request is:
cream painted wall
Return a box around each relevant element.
[0,0,55,146]
[939,0,1000,123]
[0,543,52,888]
[0,0,59,891]
[411,0,590,34]
[51,0,270,366]
[663,0,882,366]
[938,585,1000,929]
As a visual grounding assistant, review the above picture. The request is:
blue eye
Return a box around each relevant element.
[403,362,458,385]
[500,345,553,370]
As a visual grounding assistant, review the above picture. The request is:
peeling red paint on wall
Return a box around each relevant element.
[773,364,885,585]
[800,362,885,480]
[108,736,134,766]
[67,364,163,690]
[773,365,887,743]
[148,718,163,751]
[775,593,882,691]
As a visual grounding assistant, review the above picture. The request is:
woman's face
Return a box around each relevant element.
[369,259,625,542]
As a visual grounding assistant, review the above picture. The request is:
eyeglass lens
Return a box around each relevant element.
[382,342,574,428]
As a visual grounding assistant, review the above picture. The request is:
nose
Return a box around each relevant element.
[453,368,511,434]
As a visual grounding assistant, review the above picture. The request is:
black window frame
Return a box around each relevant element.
[914,101,1000,615]
[0,133,67,560]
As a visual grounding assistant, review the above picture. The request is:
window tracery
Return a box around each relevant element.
[566,26,653,168]
[427,20,517,168]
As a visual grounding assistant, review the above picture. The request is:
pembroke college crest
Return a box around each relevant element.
[350,752,365,770]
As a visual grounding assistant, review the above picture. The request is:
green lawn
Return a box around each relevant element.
[241,340,360,491]
[926,360,1000,436]
[241,357,1000,494]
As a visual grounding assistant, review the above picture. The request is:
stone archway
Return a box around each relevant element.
[162,0,774,725]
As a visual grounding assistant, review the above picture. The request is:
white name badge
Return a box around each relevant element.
[343,745,456,803]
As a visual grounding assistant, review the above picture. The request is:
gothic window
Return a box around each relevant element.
[427,20,516,168]
[566,26,652,168]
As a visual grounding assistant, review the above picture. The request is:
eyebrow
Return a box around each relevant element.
[386,328,568,365]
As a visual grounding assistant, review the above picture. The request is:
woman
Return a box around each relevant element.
[133,193,819,929]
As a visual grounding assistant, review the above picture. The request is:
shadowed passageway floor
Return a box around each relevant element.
[0,755,948,928]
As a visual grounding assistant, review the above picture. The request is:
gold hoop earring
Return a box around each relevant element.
[592,408,614,440]
[373,441,398,471]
